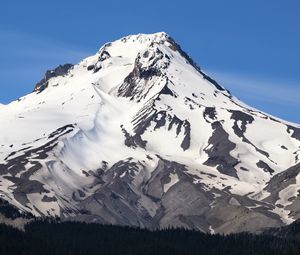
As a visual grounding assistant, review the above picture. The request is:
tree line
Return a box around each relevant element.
[0,219,300,255]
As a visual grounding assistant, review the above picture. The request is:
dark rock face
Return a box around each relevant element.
[160,84,176,97]
[203,107,217,122]
[122,107,191,152]
[42,195,57,202]
[34,64,73,93]
[204,121,239,178]
[181,121,191,151]
[230,110,254,137]
[93,50,111,73]
[99,50,111,62]
[4,176,48,206]
[256,160,275,175]
[117,48,170,101]
[87,65,94,71]
[121,125,147,149]
[230,110,270,159]
[287,125,300,141]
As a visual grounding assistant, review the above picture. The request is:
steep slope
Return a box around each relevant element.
[0,32,300,233]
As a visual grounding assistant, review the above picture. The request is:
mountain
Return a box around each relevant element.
[0,32,300,234]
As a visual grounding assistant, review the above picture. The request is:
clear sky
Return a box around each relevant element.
[1,0,299,123]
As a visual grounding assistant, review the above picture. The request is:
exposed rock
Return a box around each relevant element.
[256,160,274,175]
[204,121,239,178]
[34,64,73,93]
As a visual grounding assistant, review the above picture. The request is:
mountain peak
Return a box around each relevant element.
[115,32,170,45]
[96,32,170,54]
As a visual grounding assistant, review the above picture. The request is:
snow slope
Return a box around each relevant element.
[0,32,300,233]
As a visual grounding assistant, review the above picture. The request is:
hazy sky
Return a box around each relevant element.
[1,0,299,123]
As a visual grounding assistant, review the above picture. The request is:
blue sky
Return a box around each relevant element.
[1,0,299,123]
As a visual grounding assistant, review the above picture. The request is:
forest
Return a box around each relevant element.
[0,219,300,255]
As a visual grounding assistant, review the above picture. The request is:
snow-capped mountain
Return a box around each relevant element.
[0,32,300,234]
